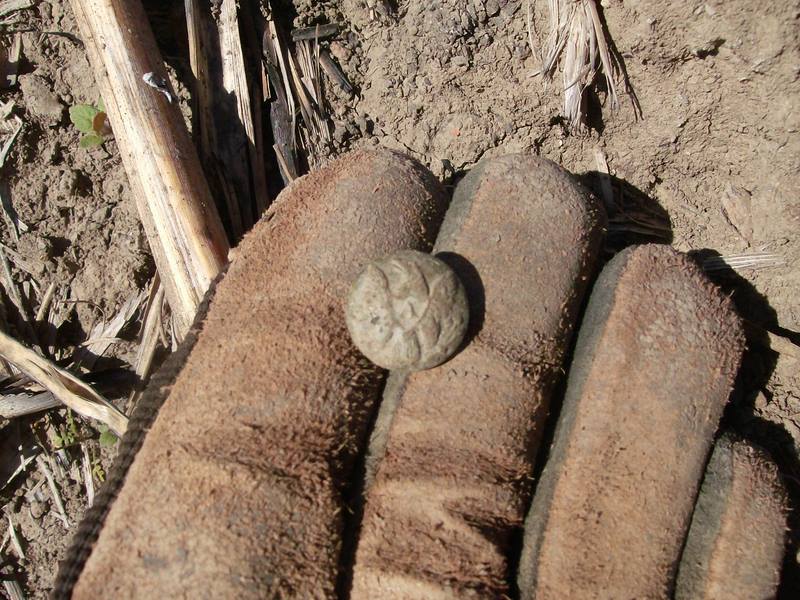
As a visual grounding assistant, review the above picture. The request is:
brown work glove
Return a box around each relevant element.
[53,149,787,599]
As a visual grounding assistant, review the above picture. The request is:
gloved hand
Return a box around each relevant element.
[54,149,787,600]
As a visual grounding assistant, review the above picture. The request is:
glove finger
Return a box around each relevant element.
[353,154,605,598]
[58,148,448,600]
[518,245,744,599]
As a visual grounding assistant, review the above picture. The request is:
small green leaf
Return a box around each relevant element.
[69,104,100,133]
[99,429,118,447]
[97,97,105,112]
[79,133,104,148]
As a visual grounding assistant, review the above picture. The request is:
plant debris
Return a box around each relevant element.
[530,0,638,129]
[0,331,128,435]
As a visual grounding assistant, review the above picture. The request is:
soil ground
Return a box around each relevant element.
[0,0,798,597]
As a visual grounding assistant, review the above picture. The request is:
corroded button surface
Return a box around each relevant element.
[345,250,469,371]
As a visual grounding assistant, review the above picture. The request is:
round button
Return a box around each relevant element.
[345,250,469,371]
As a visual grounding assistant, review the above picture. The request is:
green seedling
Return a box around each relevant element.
[92,457,106,483]
[52,409,80,449]
[69,98,112,149]
[96,423,119,448]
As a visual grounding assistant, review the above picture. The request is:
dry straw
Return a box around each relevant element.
[0,330,128,435]
[530,0,636,129]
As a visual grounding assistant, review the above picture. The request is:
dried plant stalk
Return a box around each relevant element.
[218,0,268,222]
[37,454,69,528]
[0,0,32,19]
[186,0,271,238]
[1,577,24,600]
[81,444,95,507]
[702,253,784,272]
[6,515,24,559]
[185,0,213,158]
[0,330,127,435]
[290,39,332,161]
[532,0,631,129]
[0,390,60,419]
[262,14,299,183]
[69,0,230,339]
[74,289,147,370]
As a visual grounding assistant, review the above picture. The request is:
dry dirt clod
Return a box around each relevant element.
[28,499,47,520]
[721,183,754,242]
[18,74,64,125]
[345,250,469,372]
